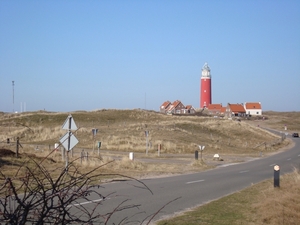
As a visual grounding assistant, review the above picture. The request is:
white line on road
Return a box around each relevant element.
[67,198,106,208]
[298,154,300,157]
[186,180,205,184]
[287,158,291,161]
[239,170,249,173]
[269,164,276,167]
[217,163,239,168]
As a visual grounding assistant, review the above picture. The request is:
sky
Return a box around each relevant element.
[1,0,300,113]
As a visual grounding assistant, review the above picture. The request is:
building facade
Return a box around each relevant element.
[160,100,196,114]
[225,103,246,118]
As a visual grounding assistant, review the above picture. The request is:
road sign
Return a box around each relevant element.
[92,128,98,136]
[60,132,79,151]
[199,145,205,151]
[60,115,79,152]
[62,114,77,130]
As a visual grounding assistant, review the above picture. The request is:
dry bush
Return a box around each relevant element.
[0,151,158,224]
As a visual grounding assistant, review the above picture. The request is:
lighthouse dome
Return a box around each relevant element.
[201,63,211,78]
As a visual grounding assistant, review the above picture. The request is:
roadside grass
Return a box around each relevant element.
[0,147,206,190]
[157,168,300,225]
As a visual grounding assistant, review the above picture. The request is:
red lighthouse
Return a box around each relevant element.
[200,63,212,108]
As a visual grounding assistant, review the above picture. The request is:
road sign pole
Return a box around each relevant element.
[65,117,72,171]
[97,141,101,156]
[145,131,149,155]
[93,136,95,153]
[199,145,205,161]
[68,116,71,151]
[146,135,148,155]
[65,151,69,171]
[62,147,65,161]
[60,114,79,172]
[92,128,98,153]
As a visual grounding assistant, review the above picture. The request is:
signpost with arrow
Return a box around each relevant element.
[60,114,79,170]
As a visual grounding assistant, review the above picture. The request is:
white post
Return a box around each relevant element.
[129,152,134,160]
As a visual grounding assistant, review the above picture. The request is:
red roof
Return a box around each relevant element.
[186,105,193,110]
[172,100,181,108]
[207,104,222,110]
[228,104,246,113]
[244,102,261,110]
[161,101,171,109]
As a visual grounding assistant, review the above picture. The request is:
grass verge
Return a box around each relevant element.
[157,168,300,225]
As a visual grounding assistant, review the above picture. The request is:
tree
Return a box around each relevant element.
[0,155,153,224]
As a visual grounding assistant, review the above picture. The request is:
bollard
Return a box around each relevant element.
[158,144,161,157]
[195,150,198,160]
[274,165,280,187]
[129,152,134,160]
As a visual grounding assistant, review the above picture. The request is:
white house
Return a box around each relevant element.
[244,102,262,116]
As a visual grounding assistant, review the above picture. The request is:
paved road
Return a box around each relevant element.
[70,133,300,224]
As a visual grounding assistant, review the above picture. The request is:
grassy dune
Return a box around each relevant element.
[0,109,291,155]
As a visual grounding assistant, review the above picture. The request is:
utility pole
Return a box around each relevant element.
[12,81,15,113]
[145,92,146,110]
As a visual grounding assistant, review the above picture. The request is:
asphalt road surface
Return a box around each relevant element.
[69,133,300,224]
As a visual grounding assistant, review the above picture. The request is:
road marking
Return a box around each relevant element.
[298,154,300,157]
[269,164,276,167]
[287,158,291,161]
[186,179,205,184]
[217,163,239,168]
[67,198,106,208]
[239,170,249,174]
